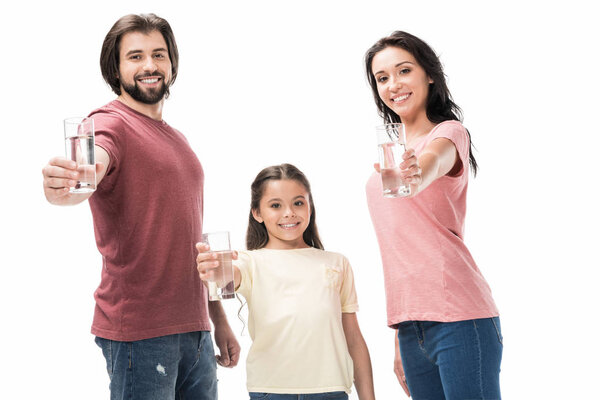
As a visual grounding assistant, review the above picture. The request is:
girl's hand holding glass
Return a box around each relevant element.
[196,242,240,300]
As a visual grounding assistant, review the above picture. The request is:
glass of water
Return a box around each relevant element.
[200,231,235,301]
[376,123,410,198]
[64,117,96,193]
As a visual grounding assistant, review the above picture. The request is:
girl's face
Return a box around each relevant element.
[371,46,433,122]
[252,179,311,250]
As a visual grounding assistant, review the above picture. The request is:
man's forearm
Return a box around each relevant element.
[208,301,228,325]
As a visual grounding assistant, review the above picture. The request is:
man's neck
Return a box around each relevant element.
[117,93,164,121]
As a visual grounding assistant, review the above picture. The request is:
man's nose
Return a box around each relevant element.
[142,57,158,72]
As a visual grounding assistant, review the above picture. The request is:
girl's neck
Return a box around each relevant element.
[263,240,311,250]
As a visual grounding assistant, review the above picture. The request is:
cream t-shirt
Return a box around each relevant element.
[235,247,359,394]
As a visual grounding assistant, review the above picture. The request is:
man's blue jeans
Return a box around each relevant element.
[249,392,348,399]
[398,317,503,400]
[95,331,217,400]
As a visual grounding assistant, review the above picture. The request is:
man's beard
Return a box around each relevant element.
[121,73,168,105]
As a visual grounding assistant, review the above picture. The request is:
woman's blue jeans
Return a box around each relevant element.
[397,317,503,400]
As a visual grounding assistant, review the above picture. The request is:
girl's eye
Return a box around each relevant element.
[270,203,281,209]
[294,201,305,206]
[376,76,388,83]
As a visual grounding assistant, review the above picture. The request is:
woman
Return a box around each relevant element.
[365,31,503,399]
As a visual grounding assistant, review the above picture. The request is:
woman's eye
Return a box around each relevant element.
[294,201,305,206]
[154,53,165,59]
[377,76,388,83]
[399,68,410,74]
[270,203,280,209]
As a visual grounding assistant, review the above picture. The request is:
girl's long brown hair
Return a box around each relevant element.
[246,164,323,250]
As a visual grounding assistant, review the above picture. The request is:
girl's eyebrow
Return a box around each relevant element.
[266,195,306,202]
[374,61,413,75]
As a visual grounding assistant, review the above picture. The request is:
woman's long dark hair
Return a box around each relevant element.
[365,31,478,175]
[246,164,324,250]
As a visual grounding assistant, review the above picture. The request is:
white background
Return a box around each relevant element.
[1,0,598,398]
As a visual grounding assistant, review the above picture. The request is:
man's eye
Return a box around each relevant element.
[154,53,165,59]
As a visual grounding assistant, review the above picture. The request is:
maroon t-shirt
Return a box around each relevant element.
[88,100,210,341]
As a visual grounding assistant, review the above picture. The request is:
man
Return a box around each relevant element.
[42,13,239,399]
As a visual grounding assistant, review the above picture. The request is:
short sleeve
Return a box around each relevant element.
[340,256,359,313]
[428,120,470,177]
[234,251,253,300]
[89,112,124,189]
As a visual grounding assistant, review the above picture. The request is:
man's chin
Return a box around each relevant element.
[122,83,167,104]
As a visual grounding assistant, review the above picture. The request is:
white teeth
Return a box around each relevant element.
[140,78,159,84]
[393,94,409,102]
[280,223,297,228]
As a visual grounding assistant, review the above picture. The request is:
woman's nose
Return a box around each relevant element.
[389,76,402,91]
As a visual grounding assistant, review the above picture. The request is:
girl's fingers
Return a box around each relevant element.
[195,242,210,252]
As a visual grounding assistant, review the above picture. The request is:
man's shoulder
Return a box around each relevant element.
[88,101,131,131]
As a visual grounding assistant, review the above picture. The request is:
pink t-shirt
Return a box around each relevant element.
[366,120,498,327]
[88,100,210,341]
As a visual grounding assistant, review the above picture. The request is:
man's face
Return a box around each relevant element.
[117,30,172,105]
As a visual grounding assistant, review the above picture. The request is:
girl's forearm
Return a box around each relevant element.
[348,336,376,400]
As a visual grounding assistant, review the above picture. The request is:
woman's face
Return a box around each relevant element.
[371,46,433,122]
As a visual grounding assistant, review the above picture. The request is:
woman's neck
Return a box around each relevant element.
[401,112,436,149]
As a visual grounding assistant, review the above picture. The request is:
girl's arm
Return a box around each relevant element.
[342,313,376,400]
[195,243,242,289]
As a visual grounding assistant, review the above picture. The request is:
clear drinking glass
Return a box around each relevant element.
[200,231,235,301]
[376,123,410,198]
[64,117,96,193]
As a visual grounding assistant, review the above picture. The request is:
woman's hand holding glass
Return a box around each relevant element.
[375,148,422,197]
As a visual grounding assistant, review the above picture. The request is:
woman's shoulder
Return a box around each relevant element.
[432,119,466,135]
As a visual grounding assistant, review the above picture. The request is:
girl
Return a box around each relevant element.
[196,164,376,400]
[364,32,503,399]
